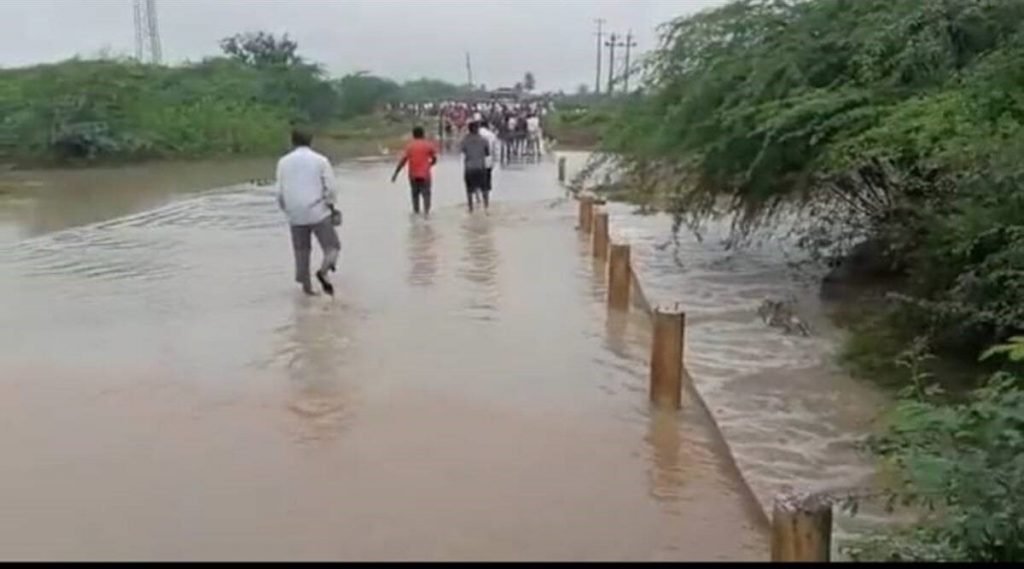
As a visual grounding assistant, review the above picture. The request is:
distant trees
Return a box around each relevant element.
[523,72,536,92]
[0,29,481,164]
[219,32,302,68]
[395,78,466,103]
[334,72,400,119]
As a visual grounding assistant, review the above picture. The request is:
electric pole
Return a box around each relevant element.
[594,18,606,95]
[146,0,162,64]
[605,33,626,95]
[132,0,162,64]
[133,0,144,62]
[465,52,474,89]
[622,30,638,93]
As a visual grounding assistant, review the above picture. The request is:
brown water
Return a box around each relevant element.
[561,152,893,553]
[0,156,767,561]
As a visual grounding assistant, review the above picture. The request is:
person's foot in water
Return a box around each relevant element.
[316,269,334,296]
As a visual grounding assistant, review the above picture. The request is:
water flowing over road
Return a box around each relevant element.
[0,155,773,561]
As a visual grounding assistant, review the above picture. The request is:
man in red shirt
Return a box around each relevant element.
[391,126,438,216]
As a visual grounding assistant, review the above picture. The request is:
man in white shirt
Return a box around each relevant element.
[478,120,500,193]
[276,129,341,296]
[526,113,543,157]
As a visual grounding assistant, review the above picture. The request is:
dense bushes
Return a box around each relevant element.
[0,56,328,163]
[0,32,464,164]
[843,340,1024,561]
[593,0,1024,376]
[590,1,1024,558]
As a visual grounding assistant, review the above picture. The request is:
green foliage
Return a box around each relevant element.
[335,72,400,119]
[0,31,465,165]
[982,337,1024,363]
[394,78,466,103]
[851,359,1024,560]
[219,32,302,68]
[0,30,344,164]
[593,0,1024,370]
[523,72,536,92]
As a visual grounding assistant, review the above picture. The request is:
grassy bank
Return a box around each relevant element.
[0,32,466,169]
[545,107,615,150]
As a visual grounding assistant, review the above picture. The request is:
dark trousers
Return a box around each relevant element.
[464,168,490,211]
[290,217,341,288]
[410,177,432,214]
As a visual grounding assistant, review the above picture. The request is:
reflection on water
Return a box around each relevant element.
[457,214,500,319]
[407,217,439,287]
[646,409,685,512]
[278,296,357,445]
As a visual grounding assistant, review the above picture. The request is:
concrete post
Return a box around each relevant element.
[608,243,631,310]
[771,491,833,562]
[649,307,685,410]
[578,195,595,233]
[558,156,567,183]
[592,212,610,260]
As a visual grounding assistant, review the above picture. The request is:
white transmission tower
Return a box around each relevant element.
[133,0,162,64]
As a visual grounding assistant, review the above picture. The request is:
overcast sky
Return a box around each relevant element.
[0,0,727,91]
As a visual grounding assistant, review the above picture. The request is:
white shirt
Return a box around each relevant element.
[479,126,499,169]
[275,146,339,226]
[527,116,541,134]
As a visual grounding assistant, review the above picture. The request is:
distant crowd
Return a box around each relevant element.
[386,100,554,163]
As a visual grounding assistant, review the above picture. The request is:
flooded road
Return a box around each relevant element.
[0,156,767,561]
[561,153,891,552]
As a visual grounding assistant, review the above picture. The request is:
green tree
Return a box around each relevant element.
[219,32,301,67]
[334,72,400,119]
[523,72,536,92]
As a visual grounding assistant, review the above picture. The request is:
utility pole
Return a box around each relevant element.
[622,30,638,93]
[594,18,606,95]
[465,52,474,89]
[132,0,162,64]
[133,0,144,62]
[605,33,626,95]
[146,0,162,64]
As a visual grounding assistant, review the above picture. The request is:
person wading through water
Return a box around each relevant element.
[276,128,341,296]
[390,126,438,217]
[460,121,491,213]
[478,120,499,196]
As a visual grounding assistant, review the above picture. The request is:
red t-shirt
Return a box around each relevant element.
[405,139,437,180]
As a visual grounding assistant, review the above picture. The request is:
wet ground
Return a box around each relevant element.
[561,153,892,551]
[0,155,768,561]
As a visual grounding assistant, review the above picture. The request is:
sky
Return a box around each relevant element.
[0,0,728,91]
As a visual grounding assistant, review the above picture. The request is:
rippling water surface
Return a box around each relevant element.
[0,155,768,561]
[561,152,892,552]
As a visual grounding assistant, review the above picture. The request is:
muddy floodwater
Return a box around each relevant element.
[561,153,892,550]
[0,155,770,561]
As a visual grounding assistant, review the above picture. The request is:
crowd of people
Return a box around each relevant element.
[276,99,556,296]
[388,99,554,163]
